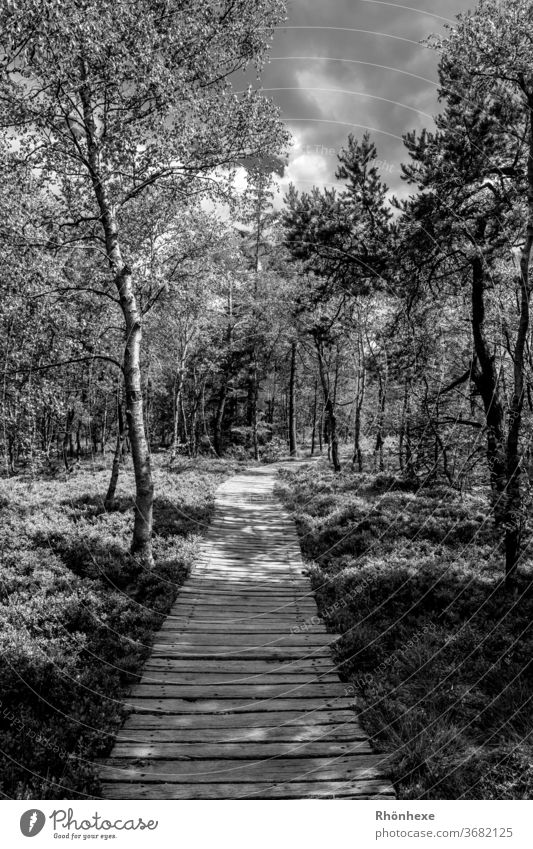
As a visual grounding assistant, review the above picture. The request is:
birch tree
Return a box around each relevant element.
[0,0,288,563]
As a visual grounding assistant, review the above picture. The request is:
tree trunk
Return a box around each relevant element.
[180,394,189,450]
[62,408,74,472]
[201,379,217,455]
[399,379,415,478]
[399,380,407,471]
[247,351,259,461]
[352,353,365,471]
[76,422,82,460]
[214,284,235,458]
[101,398,108,453]
[288,341,298,457]
[310,379,318,456]
[214,380,228,458]
[189,408,197,458]
[105,399,126,510]
[470,253,507,528]
[352,403,363,471]
[170,351,187,461]
[504,105,533,587]
[145,377,153,451]
[268,362,277,426]
[373,364,386,472]
[188,371,202,458]
[80,76,154,565]
[91,421,99,455]
[315,340,341,472]
[121,271,154,564]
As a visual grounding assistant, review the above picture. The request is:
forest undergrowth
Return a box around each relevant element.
[0,455,236,799]
[276,459,533,800]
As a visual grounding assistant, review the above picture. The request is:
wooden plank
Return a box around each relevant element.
[193,564,300,568]
[177,589,305,600]
[130,683,348,699]
[171,594,308,606]
[164,616,311,625]
[120,710,359,730]
[158,624,325,634]
[190,569,303,577]
[159,623,327,634]
[189,550,298,557]
[149,647,333,660]
[101,755,387,782]
[111,740,373,758]
[186,581,306,589]
[177,601,312,611]
[152,634,334,647]
[142,659,338,674]
[137,672,340,685]
[124,697,355,714]
[165,608,317,619]
[190,555,301,568]
[185,578,305,586]
[115,724,367,744]
[193,557,300,565]
[169,607,316,618]
[179,591,309,598]
[164,615,312,625]
[99,780,395,799]
[184,579,306,588]
[197,543,295,549]
[167,602,310,611]
[195,557,300,564]
[192,565,301,572]
[160,623,314,632]
[164,608,299,614]
[161,611,322,621]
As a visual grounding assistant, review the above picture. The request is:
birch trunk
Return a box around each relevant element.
[80,78,153,565]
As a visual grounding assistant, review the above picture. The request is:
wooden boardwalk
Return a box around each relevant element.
[100,466,395,799]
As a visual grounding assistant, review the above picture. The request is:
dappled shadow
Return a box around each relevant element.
[312,549,533,799]
[278,461,533,798]
[31,526,133,584]
[59,493,213,539]
[152,495,212,538]
[61,493,133,518]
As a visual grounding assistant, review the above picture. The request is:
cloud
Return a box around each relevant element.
[261,0,473,201]
[281,148,332,187]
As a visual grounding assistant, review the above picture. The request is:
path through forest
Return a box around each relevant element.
[100,465,395,799]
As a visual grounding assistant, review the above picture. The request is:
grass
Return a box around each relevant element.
[0,453,236,799]
[276,459,533,800]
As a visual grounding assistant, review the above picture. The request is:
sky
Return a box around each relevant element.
[256,0,474,204]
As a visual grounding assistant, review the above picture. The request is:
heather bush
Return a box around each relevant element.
[277,460,533,799]
[0,457,231,798]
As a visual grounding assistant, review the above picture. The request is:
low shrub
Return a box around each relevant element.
[276,459,533,800]
[0,457,231,798]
